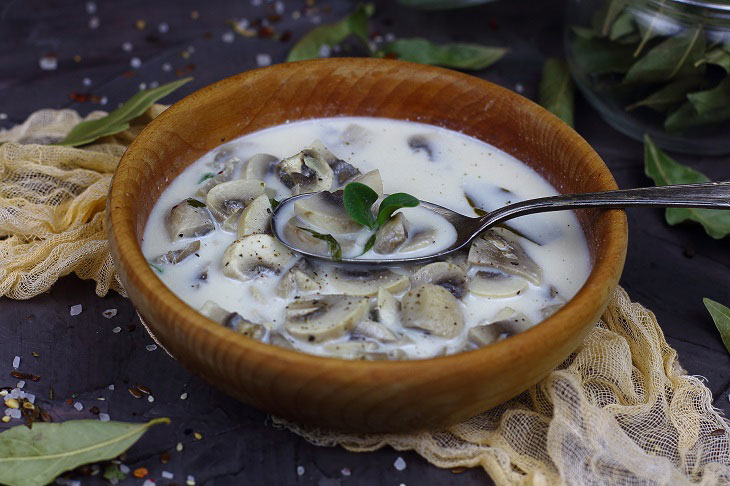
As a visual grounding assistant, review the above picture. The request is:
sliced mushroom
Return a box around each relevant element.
[540,303,563,319]
[154,240,200,265]
[322,340,379,360]
[197,151,240,196]
[293,190,361,233]
[407,134,434,160]
[269,331,296,350]
[491,307,533,335]
[198,300,266,338]
[236,194,272,237]
[352,320,398,342]
[242,153,277,180]
[276,143,334,193]
[350,169,384,196]
[166,200,215,241]
[316,264,410,296]
[375,287,400,328]
[284,294,369,343]
[340,123,370,145]
[222,234,294,281]
[274,269,296,298]
[206,179,266,231]
[470,270,528,298]
[374,212,409,254]
[468,227,542,285]
[467,324,501,348]
[399,228,437,253]
[401,284,464,338]
[363,349,408,361]
[283,218,330,255]
[274,260,322,297]
[411,262,468,298]
[198,300,231,323]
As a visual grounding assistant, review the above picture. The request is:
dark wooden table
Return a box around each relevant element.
[2,1,728,484]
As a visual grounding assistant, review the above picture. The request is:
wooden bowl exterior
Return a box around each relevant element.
[107,58,627,432]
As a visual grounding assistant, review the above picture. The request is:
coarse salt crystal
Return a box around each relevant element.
[176,442,184,452]
[186,475,196,486]
[143,480,155,486]
[39,56,58,71]
[385,33,396,42]
[341,467,351,476]
[74,402,84,411]
[0,113,7,120]
[108,384,115,390]
[119,464,130,474]
[147,395,155,403]
[180,392,188,400]
[162,62,173,72]
[149,80,159,89]
[297,466,305,476]
[317,44,331,58]
[103,309,118,319]
[256,53,271,67]
[162,471,174,479]
[70,304,83,316]
[16,381,25,389]
[394,456,406,471]
[82,77,92,87]
[515,83,525,93]
[146,344,158,352]
[8,408,21,419]
[112,326,122,333]
[85,1,96,14]
[12,356,20,369]
[89,16,100,29]
[158,22,169,33]
[24,393,35,403]
[275,1,284,14]
[130,57,142,68]
[100,96,108,105]
[221,31,235,43]
[139,82,147,90]
[99,413,110,421]
[251,0,262,5]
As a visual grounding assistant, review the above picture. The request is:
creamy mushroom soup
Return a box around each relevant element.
[142,117,591,360]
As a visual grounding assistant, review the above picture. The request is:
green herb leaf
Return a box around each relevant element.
[375,193,420,230]
[664,99,730,131]
[286,3,374,62]
[269,197,280,209]
[571,26,599,40]
[465,193,487,216]
[56,78,192,147]
[687,77,730,115]
[644,134,730,238]
[632,3,663,57]
[103,463,127,482]
[625,76,704,112]
[297,227,342,260]
[198,172,215,184]
[539,58,575,127]
[571,37,636,74]
[609,11,635,41]
[592,0,627,37]
[343,182,378,229]
[379,38,507,71]
[362,234,377,255]
[186,198,206,208]
[703,298,730,355]
[0,418,169,486]
[624,27,705,84]
[148,261,164,273]
[696,47,730,73]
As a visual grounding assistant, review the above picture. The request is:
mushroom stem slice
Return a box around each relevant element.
[154,240,201,265]
[222,234,294,281]
[166,200,215,241]
[276,142,335,193]
[315,263,410,296]
[284,294,370,343]
[375,287,401,329]
[293,190,361,234]
[242,153,277,180]
[468,227,542,285]
[236,194,273,237]
[374,212,409,254]
[321,340,379,360]
[411,262,468,299]
[401,284,464,338]
[350,169,384,196]
[352,320,398,342]
[206,179,266,229]
[470,270,528,298]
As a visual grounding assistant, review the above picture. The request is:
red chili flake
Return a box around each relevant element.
[160,450,171,464]
[30,374,40,382]
[176,68,185,77]
[280,31,292,42]
[65,398,73,405]
[89,405,100,415]
[10,371,23,379]
[267,14,281,23]
[488,18,500,30]
[69,92,92,102]
[133,467,149,479]
[122,70,136,78]
[186,64,195,72]
[383,52,398,60]
[258,26,274,38]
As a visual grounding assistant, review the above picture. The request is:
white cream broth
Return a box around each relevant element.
[142,117,591,360]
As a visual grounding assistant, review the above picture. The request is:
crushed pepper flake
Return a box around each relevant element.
[133,467,149,479]
[190,10,200,20]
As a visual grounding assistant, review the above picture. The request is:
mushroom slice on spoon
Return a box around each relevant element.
[206,179,266,231]
[284,294,369,343]
[411,262,468,299]
[166,200,215,241]
[222,234,294,281]
[293,190,361,234]
[468,227,542,285]
[401,284,463,338]
[373,212,409,254]
[349,169,383,196]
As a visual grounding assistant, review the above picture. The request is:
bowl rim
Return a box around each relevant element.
[108,58,627,385]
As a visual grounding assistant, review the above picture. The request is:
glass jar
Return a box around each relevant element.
[564,0,730,155]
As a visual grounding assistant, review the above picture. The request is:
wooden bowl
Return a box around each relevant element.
[107,58,627,433]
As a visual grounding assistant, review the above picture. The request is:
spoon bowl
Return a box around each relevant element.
[272,181,730,264]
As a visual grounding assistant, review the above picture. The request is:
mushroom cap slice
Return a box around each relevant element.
[166,200,215,241]
[316,264,410,296]
[350,169,384,196]
[236,194,273,237]
[374,212,409,254]
[293,190,361,233]
[470,269,528,298]
[284,294,369,343]
[411,262,468,298]
[154,240,200,265]
[242,153,277,180]
[401,284,464,338]
[352,320,398,342]
[222,234,294,281]
[206,179,266,230]
[468,227,542,285]
[276,143,335,193]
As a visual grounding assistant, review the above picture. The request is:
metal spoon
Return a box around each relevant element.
[271,181,730,265]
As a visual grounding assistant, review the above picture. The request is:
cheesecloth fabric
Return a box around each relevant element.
[2,109,729,485]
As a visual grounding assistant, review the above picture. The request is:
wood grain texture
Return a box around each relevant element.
[107,58,628,433]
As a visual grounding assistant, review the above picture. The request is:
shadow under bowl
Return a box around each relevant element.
[107,58,627,433]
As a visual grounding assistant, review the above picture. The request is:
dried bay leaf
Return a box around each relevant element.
[286,3,373,62]
[0,417,169,486]
[687,77,730,114]
[539,58,575,127]
[609,11,635,41]
[592,0,627,37]
[571,37,635,74]
[624,27,705,84]
[697,47,730,73]
[664,100,730,131]
[379,38,507,71]
[644,134,730,238]
[703,298,730,355]
[625,76,703,112]
[56,78,192,147]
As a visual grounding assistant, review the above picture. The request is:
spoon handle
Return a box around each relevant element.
[478,181,730,232]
